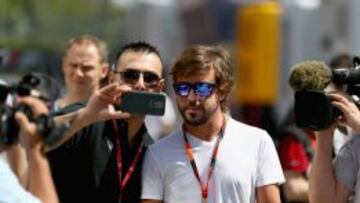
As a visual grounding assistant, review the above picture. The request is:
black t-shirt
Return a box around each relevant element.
[48,103,153,203]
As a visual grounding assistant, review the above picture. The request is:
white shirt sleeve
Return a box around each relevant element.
[145,95,177,139]
[255,132,285,187]
[141,148,164,200]
[0,155,41,203]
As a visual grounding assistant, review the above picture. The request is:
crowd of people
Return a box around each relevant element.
[1,34,360,203]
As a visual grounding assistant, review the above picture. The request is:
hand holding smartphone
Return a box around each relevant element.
[118,91,166,116]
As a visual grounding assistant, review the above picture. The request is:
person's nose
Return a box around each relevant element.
[187,88,198,101]
[133,73,146,91]
[74,67,84,77]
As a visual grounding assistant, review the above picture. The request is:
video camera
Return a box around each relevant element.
[294,57,360,130]
[0,74,68,147]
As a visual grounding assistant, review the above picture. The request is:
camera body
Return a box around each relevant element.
[294,90,342,130]
[294,57,360,130]
[0,74,66,147]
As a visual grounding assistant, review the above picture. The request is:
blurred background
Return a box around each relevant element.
[0,0,357,136]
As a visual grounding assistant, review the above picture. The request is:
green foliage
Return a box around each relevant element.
[0,0,126,50]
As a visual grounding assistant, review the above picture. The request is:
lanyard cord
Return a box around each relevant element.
[182,118,226,201]
[112,119,144,197]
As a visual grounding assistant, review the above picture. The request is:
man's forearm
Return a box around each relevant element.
[283,171,309,202]
[27,149,59,203]
[309,132,336,203]
[256,184,281,203]
[6,144,27,185]
[48,108,92,151]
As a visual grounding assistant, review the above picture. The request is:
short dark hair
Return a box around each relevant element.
[329,53,352,69]
[328,53,353,89]
[114,41,161,67]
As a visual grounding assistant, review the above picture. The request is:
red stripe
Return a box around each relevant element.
[112,119,144,199]
[182,116,226,201]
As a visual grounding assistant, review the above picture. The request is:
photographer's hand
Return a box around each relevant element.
[14,96,59,203]
[329,93,360,133]
[15,97,48,152]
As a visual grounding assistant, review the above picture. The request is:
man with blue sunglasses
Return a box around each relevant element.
[141,45,284,203]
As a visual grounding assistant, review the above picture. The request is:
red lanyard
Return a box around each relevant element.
[182,119,226,202]
[112,119,144,196]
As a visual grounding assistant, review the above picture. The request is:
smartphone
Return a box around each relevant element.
[119,91,166,116]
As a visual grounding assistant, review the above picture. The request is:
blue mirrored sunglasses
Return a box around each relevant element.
[173,82,215,97]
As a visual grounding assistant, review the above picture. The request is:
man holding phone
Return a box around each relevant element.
[47,42,164,203]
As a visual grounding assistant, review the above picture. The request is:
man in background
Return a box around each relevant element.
[54,34,109,111]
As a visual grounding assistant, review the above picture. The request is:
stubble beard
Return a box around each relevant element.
[179,103,219,126]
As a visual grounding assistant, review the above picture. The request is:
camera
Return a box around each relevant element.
[295,57,360,130]
[332,57,360,86]
[0,74,68,147]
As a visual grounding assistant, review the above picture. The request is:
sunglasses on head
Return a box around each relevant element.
[114,69,160,87]
[173,82,216,97]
